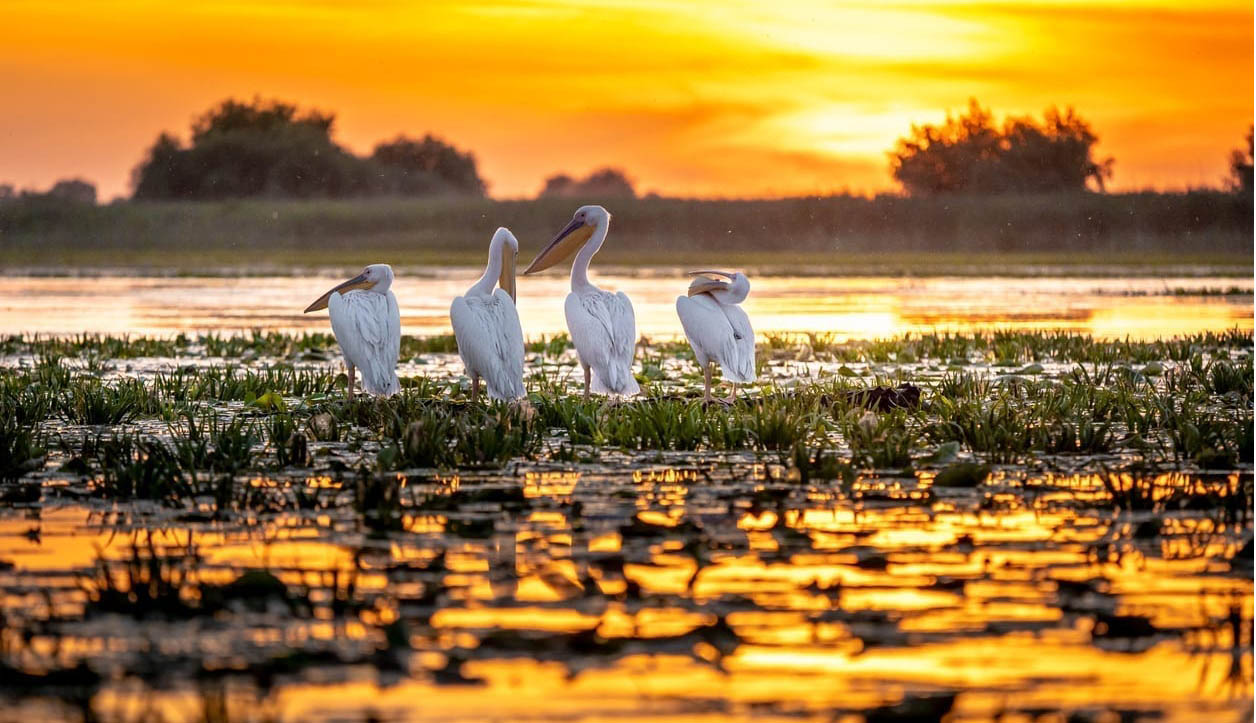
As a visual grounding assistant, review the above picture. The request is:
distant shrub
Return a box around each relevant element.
[44,179,97,204]
[371,135,486,196]
[890,99,1113,196]
[540,167,635,198]
[131,98,485,200]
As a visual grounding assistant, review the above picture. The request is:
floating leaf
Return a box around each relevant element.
[249,392,286,411]
[933,462,991,488]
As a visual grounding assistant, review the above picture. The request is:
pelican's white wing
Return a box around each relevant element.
[720,303,756,383]
[450,289,526,400]
[329,289,401,396]
[565,290,639,396]
[676,293,736,371]
[676,294,755,384]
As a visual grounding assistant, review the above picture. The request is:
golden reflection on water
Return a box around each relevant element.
[0,465,1250,721]
[0,274,1250,341]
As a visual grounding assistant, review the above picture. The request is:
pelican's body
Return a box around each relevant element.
[450,227,525,401]
[524,205,638,399]
[676,271,755,402]
[304,264,401,397]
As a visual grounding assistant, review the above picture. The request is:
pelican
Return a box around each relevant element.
[675,270,755,403]
[523,205,639,399]
[303,263,401,398]
[450,227,525,402]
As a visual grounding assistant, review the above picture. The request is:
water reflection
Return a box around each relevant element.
[0,465,1249,721]
[0,274,1250,340]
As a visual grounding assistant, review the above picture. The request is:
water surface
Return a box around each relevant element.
[0,274,1250,340]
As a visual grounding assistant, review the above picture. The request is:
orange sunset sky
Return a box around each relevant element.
[1,0,1251,200]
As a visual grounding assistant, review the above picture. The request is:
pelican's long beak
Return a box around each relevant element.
[523,218,593,275]
[500,245,517,303]
[304,272,373,313]
[686,270,735,297]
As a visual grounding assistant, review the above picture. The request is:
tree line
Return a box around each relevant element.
[3,97,1250,203]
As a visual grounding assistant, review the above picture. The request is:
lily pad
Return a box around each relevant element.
[933,462,991,488]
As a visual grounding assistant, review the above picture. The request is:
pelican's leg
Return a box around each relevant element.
[702,362,714,404]
[582,364,591,402]
[346,364,356,400]
[470,373,481,404]
[725,382,738,405]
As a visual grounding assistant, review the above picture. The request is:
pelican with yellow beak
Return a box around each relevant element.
[676,270,755,403]
[523,205,639,399]
[450,227,525,401]
[303,263,401,398]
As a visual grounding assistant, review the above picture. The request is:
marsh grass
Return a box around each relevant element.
[375,401,544,470]
[154,365,339,401]
[0,329,1250,504]
[0,418,44,481]
[92,434,190,501]
[840,409,920,469]
[58,379,159,425]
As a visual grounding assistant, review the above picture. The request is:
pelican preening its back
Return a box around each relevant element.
[304,263,401,398]
[450,227,526,401]
[524,204,640,400]
[676,270,756,403]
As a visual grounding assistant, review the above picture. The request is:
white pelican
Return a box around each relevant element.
[675,270,755,403]
[450,227,525,402]
[523,205,639,399]
[304,263,401,398]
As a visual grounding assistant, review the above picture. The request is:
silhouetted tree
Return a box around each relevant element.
[1228,125,1253,194]
[0,184,14,201]
[370,135,486,196]
[890,99,1113,195]
[540,173,576,197]
[539,167,635,198]
[46,179,97,204]
[132,98,372,199]
[131,98,484,199]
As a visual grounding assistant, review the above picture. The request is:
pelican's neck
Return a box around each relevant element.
[471,234,505,297]
[712,275,749,305]
[570,217,609,293]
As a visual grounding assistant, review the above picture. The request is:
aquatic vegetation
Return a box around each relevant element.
[840,409,919,469]
[153,364,339,401]
[0,418,44,482]
[375,401,544,470]
[0,329,1248,481]
[0,328,1251,719]
[57,378,159,425]
[91,434,190,501]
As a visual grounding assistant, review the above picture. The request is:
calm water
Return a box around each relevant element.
[0,273,1251,340]
[1,271,1252,721]
[2,467,1250,721]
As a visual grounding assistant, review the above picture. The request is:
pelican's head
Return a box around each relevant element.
[304,263,394,313]
[686,270,750,304]
[493,227,519,302]
[523,205,610,275]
